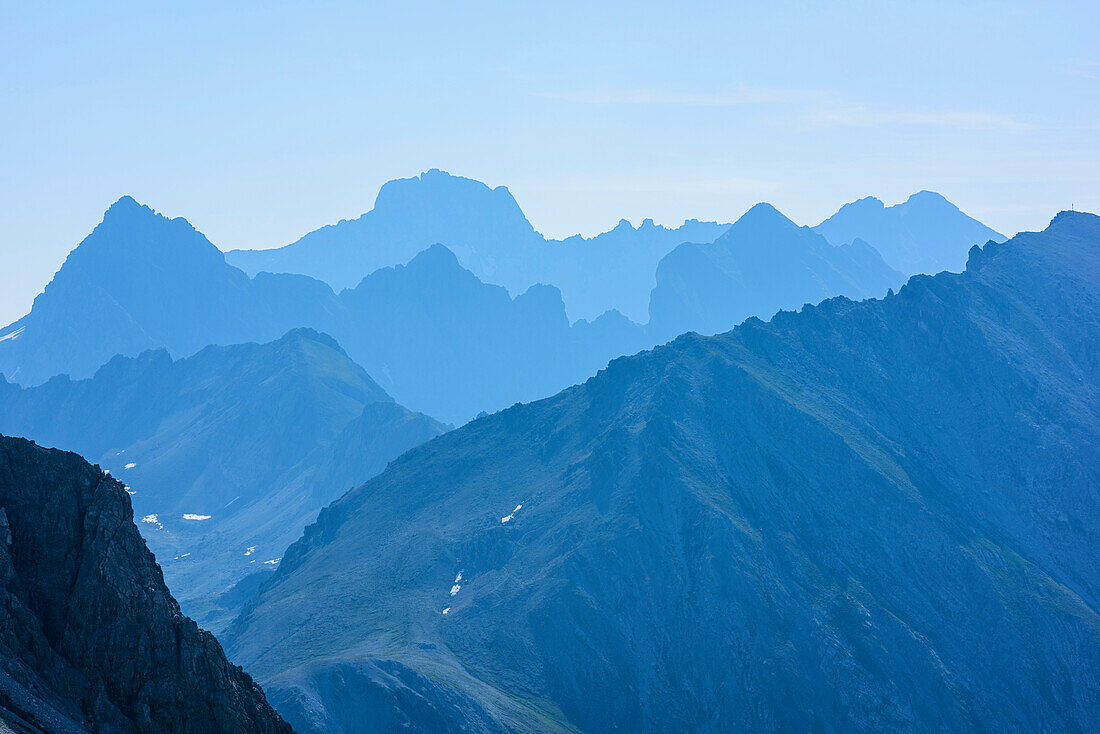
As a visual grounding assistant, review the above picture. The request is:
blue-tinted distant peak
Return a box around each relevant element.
[903,190,957,209]
[103,195,156,221]
[728,202,800,235]
[408,242,461,267]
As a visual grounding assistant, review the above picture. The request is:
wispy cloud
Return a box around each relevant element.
[807,106,1032,132]
[538,86,825,106]
[539,87,1031,132]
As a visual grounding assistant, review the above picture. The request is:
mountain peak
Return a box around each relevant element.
[728,202,800,235]
[407,242,461,270]
[903,190,957,209]
[276,327,345,354]
[103,194,156,222]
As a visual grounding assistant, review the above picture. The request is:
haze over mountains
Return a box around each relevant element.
[226,169,731,323]
[0,172,1091,733]
[226,212,1100,733]
[0,436,291,733]
[0,197,646,425]
[0,328,446,632]
[815,190,1005,274]
[226,170,1002,324]
[648,202,904,341]
[0,173,1001,426]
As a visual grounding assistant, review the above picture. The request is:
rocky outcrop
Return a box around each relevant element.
[0,436,292,733]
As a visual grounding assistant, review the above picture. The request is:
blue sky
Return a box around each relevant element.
[1,0,1097,324]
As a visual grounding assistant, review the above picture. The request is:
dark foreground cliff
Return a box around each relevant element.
[0,436,291,733]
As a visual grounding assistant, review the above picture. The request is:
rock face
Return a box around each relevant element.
[0,328,446,632]
[0,435,292,733]
[648,202,905,341]
[227,212,1100,733]
[814,190,1006,274]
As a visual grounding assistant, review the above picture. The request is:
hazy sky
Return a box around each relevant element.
[2,1,1097,325]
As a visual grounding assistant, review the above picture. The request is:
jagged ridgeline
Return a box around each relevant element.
[0,436,291,733]
[225,212,1100,733]
[0,172,1005,426]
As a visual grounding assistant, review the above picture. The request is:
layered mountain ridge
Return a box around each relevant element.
[0,186,960,424]
[814,190,1005,274]
[226,169,731,323]
[0,199,646,424]
[0,327,447,631]
[224,170,1004,325]
[226,211,1100,733]
[648,202,906,340]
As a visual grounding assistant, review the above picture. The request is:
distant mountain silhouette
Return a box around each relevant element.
[0,328,446,631]
[226,169,730,322]
[814,191,1005,274]
[226,172,1003,324]
[546,217,730,321]
[228,169,546,294]
[0,196,335,387]
[226,212,1100,733]
[647,203,905,341]
[0,435,291,732]
[0,198,647,424]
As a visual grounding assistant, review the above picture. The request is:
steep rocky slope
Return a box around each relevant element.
[227,211,1100,732]
[0,436,291,733]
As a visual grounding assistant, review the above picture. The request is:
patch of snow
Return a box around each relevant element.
[442,607,451,615]
[182,513,211,521]
[501,503,523,524]
[140,514,162,530]
[454,572,462,583]
[264,558,281,565]
[450,584,461,596]
[124,463,136,470]
[245,546,256,556]
[0,326,25,342]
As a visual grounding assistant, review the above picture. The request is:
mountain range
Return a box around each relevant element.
[226,169,732,323]
[0,184,979,425]
[814,190,1005,274]
[225,211,1100,733]
[648,202,905,341]
[0,197,647,425]
[225,170,1004,324]
[0,328,446,632]
[0,435,291,732]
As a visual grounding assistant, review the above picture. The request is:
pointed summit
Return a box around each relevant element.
[815,191,1004,274]
[104,194,148,217]
[649,201,902,340]
[727,202,800,236]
